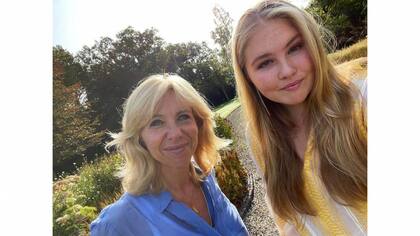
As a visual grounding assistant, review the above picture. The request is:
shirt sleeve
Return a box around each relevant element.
[90,198,155,236]
[91,221,123,236]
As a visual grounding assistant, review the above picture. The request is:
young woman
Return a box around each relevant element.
[231,0,367,235]
[90,74,248,236]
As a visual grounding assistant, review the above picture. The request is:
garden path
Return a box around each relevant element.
[227,107,279,236]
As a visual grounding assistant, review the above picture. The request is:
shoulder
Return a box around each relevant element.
[93,194,133,222]
[90,193,154,236]
[204,169,232,209]
[204,169,221,192]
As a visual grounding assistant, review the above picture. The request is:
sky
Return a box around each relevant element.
[53,0,309,54]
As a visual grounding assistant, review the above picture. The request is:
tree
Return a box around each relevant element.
[164,42,236,106]
[210,5,235,87]
[53,46,104,174]
[306,0,367,49]
[76,27,167,133]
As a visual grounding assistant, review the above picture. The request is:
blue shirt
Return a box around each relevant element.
[90,171,249,236]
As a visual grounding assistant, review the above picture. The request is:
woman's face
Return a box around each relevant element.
[244,18,314,109]
[140,90,198,170]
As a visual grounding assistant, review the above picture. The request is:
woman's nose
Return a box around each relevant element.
[277,59,297,80]
[166,125,182,140]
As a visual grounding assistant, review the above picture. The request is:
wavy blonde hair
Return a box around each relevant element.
[106,74,228,195]
[231,0,367,224]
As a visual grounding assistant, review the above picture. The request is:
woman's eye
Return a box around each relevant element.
[257,59,273,69]
[178,114,191,122]
[149,119,163,127]
[288,43,303,54]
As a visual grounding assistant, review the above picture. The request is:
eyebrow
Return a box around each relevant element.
[250,34,301,67]
[152,109,190,118]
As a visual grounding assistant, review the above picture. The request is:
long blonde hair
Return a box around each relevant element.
[106,74,228,195]
[231,0,367,224]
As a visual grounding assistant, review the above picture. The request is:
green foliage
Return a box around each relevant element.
[53,154,124,236]
[53,46,105,175]
[215,149,247,209]
[306,0,367,49]
[328,38,367,64]
[214,114,233,139]
[211,5,234,87]
[214,115,247,209]
[211,4,233,61]
[53,176,95,236]
[74,154,123,208]
[164,42,236,106]
[75,26,236,136]
[76,27,167,133]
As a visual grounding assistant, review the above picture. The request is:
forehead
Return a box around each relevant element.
[244,19,299,62]
[154,90,192,114]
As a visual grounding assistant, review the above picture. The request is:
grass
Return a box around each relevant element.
[328,38,367,64]
[213,98,241,118]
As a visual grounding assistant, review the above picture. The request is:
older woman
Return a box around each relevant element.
[90,74,248,236]
[231,0,367,235]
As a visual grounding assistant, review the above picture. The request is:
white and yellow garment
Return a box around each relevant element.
[275,79,367,236]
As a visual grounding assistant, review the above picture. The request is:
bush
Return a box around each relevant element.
[214,114,233,139]
[53,175,97,236]
[214,115,248,209]
[74,154,123,208]
[215,149,248,209]
[53,154,124,236]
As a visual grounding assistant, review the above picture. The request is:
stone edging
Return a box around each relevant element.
[239,171,254,217]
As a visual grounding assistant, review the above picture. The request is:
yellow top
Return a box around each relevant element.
[274,91,367,236]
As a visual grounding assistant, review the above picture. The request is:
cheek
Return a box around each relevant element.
[249,71,277,93]
[249,69,268,86]
[186,124,199,147]
[141,132,161,151]
[295,51,314,73]
[189,125,199,142]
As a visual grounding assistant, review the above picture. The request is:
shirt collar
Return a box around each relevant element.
[156,176,211,213]
[132,173,212,213]
[157,190,173,212]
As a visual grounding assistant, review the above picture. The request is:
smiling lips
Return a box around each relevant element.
[281,79,303,91]
[163,143,188,154]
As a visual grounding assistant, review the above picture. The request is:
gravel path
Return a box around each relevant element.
[227,107,279,236]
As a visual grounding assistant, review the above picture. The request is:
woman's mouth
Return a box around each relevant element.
[163,143,188,154]
[281,79,303,91]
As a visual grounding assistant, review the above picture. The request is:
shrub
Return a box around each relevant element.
[53,176,97,236]
[74,153,123,208]
[214,114,233,139]
[215,149,248,209]
[53,154,124,236]
[214,115,248,209]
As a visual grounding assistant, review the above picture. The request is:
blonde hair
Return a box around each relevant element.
[106,74,228,195]
[232,0,367,224]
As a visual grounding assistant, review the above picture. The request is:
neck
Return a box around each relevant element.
[285,102,309,132]
[160,164,194,193]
